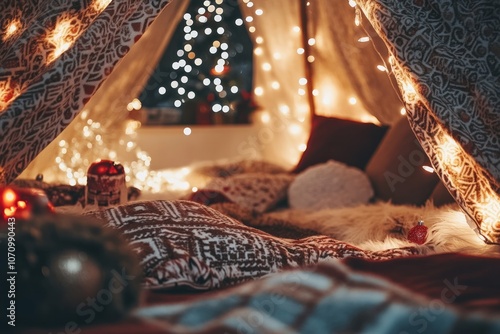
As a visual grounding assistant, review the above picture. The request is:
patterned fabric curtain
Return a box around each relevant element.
[17,0,188,186]
[357,0,500,243]
[0,0,172,184]
[239,0,405,167]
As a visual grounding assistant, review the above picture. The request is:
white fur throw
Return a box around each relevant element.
[262,202,500,255]
[288,160,374,210]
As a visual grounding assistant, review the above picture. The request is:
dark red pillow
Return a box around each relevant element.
[293,115,389,173]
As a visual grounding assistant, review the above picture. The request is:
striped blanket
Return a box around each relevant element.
[134,258,500,334]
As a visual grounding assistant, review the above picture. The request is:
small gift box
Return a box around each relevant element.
[85,160,127,208]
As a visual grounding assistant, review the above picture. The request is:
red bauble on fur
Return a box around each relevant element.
[408,220,428,245]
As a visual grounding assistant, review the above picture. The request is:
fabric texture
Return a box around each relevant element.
[357,0,500,243]
[288,160,374,209]
[16,0,189,185]
[189,173,294,213]
[293,115,389,173]
[0,0,173,184]
[429,181,456,207]
[215,200,500,255]
[133,258,500,334]
[85,200,420,291]
[209,202,321,239]
[365,116,440,205]
[239,0,404,166]
[192,159,288,178]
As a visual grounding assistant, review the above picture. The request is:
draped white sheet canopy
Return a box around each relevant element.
[1,0,499,243]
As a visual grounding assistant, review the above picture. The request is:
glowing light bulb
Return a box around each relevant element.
[2,188,16,205]
[262,63,272,71]
[377,65,388,72]
[438,133,463,174]
[279,105,290,116]
[3,19,21,40]
[260,112,271,124]
[422,166,434,173]
[289,124,302,135]
[402,81,418,102]
[47,18,76,63]
[92,0,112,12]
[355,10,361,26]
[128,98,142,111]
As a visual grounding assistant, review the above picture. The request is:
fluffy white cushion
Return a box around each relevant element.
[288,160,374,210]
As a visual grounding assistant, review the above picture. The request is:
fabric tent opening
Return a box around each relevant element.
[0,0,499,243]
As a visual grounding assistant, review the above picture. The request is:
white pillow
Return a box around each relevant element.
[288,160,374,210]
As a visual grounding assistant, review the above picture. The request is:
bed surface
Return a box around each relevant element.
[5,158,499,333]
[13,253,500,334]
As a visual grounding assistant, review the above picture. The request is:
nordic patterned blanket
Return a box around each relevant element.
[134,257,500,334]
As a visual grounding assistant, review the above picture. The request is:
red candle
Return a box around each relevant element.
[1,186,54,221]
[85,160,127,208]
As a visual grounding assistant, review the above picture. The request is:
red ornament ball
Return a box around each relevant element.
[1,186,54,221]
[407,220,428,245]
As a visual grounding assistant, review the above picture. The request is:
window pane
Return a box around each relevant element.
[139,0,254,125]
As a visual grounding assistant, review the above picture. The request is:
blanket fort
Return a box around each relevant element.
[0,0,499,243]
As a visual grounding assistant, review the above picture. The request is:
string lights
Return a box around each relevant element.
[47,16,76,63]
[1,18,23,111]
[1,0,113,113]
[2,19,21,41]
[91,0,112,12]
[5,1,398,192]
[7,0,464,203]
[241,0,312,163]
[351,1,500,244]
[434,131,500,242]
[43,0,497,244]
